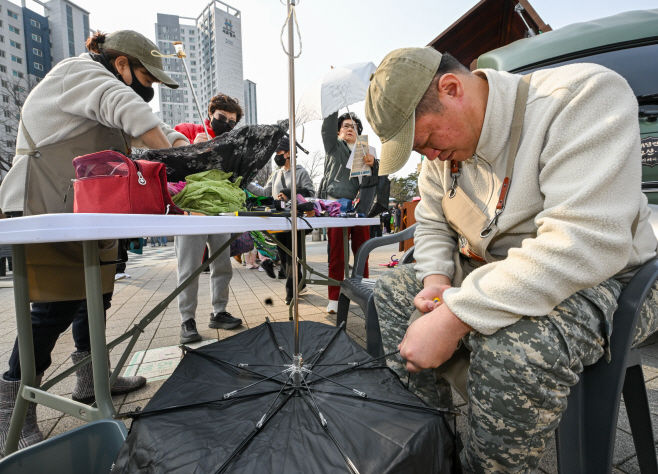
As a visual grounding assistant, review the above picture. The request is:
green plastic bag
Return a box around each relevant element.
[173,170,246,215]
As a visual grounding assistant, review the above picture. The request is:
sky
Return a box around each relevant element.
[25,0,658,179]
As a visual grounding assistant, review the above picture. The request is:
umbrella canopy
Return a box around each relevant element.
[296,63,376,126]
[135,121,288,187]
[112,321,459,473]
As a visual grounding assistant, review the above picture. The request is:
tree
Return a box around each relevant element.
[0,73,39,180]
[389,171,419,204]
[297,150,324,188]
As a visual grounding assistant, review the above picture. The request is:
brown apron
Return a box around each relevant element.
[17,119,128,302]
[414,75,533,403]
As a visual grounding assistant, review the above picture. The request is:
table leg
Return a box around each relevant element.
[82,240,114,419]
[4,244,35,456]
[343,227,350,279]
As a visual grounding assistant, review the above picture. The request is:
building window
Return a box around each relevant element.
[30,18,40,28]
[0,66,5,73]
[2,96,7,103]
[0,20,3,27]
[83,14,89,41]
[5,125,10,132]
[9,40,20,49]
[8,25,19,35]
[7,10,18,20]
[31,33,41,43]
[11,55,21,64]
[12,70,22,78]
[189,29,194,34]
[189,45,195,50]
[66,5,75,57]
[0,50,4,58]
[33,47,42,56]
[162,26,168,33]
[34,62,43,71]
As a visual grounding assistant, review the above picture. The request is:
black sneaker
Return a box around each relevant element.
[260,259,276,279]
[209,311,242,329]
[180,319,202,344]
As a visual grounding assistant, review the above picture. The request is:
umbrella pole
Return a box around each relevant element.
[286,0,302,384]
[173,41,210,138]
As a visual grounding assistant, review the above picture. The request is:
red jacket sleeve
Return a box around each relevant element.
[174,123,201,142]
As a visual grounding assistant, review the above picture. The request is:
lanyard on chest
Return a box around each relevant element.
[442,74,532,262]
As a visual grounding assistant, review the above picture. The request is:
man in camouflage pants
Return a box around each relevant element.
[365,47,658,473]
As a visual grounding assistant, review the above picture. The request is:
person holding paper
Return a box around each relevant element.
[319,112,376,314]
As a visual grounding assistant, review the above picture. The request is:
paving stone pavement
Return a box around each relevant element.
[1,234,657,471]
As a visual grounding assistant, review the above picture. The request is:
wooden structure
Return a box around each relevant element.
[427,0,551,70]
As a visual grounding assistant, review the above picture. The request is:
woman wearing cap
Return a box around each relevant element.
[0,30,189,454]
[319,112,376,314]
[248,136,315,305]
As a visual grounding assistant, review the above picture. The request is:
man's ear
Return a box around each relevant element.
[438,73,464,101]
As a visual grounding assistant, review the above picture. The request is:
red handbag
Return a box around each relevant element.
[72,150,182,214]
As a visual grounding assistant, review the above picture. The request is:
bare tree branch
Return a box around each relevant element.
[0,72,38,180]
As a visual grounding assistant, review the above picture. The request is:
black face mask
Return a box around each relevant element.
[210,116,233,137]
[125,67,154,103]
[274,154,287,167]
[91,53,154,103]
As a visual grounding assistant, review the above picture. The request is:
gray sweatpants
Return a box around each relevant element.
[175,234,233,322]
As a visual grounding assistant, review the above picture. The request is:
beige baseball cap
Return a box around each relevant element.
[101,30,179,89]
[365,47,442,175]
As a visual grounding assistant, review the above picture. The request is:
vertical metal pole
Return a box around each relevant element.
[343,227,350,279]
[82,241,115,418]
[4,244,35,456]
[287,0,301,361]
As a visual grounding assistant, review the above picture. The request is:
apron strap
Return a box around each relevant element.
[15,112,40,157]
[497,73,532,211]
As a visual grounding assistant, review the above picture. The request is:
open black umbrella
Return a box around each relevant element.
[112,321,459,474]
[135,121,288,187]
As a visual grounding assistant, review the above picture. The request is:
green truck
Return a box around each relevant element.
[477,8,658,204]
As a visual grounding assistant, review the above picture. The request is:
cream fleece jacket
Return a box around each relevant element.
[414,64,657,335]
[0,53,188,213]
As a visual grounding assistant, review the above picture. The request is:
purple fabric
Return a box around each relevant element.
[167,181,187,196]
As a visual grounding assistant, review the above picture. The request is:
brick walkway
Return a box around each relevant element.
[0,235,657,472]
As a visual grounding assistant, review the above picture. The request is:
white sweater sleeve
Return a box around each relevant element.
[413,160,459,282]
[56,61,164,138]
[443,71,642,335]
[129,122,189,148]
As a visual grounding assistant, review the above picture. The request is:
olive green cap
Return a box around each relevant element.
[365,47,442,175]
[100,30,178,89]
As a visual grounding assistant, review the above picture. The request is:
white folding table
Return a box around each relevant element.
[0,213,377,455]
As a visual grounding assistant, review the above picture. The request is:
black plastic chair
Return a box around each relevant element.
[556,257,658,474]
[336,224,417,357]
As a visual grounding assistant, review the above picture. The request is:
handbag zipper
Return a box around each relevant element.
[134,161,146,185]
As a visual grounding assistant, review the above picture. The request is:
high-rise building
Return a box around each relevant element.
[155,1,244,128]
[0,0,29,82]
[45,0,90,65]
[22,5,51,80]
[243,79,256,125]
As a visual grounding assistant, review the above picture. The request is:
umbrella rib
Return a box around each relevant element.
[222,368,294,400]
[214,389,295,474]
[302,367,367,399]
[299,391,361,474]
[310,388,462,416]
[265,317,292,362]
[182,346,281,381]
[307,349,399,384]
[116,389,284,419]
[304,322,345,367]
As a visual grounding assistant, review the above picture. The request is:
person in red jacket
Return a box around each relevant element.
[174,93,239,144]
[173,93,244,344]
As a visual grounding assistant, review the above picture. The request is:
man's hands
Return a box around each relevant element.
[399,304,472,373]
[364,153,375,167]
[414,285,452,313]
[194,133,210,144]
[277,192,289,202]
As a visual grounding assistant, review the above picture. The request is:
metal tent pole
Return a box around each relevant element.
[286,0,301,386]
